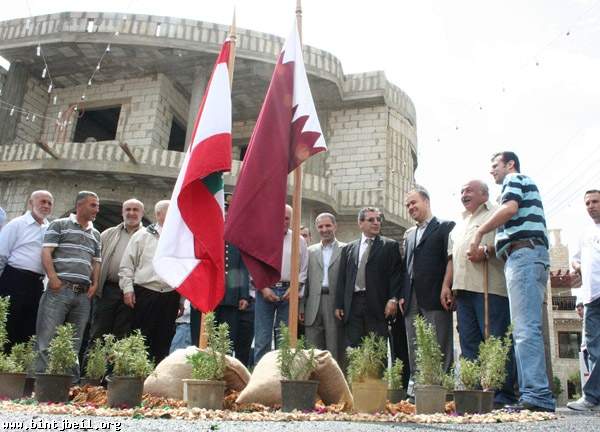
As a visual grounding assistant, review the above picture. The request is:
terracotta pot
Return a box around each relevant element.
[352,378,387,413]
[280,380,319,412]
[107,376,144,408]
[182,379,225,410]
[35,373,73,403]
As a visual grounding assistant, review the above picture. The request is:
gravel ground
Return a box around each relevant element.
[1,409,599,432]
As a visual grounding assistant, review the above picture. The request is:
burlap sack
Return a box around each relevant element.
[236,349,353,409]
[143,346,251,399]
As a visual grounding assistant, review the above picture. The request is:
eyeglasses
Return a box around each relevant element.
[364,217,382,223]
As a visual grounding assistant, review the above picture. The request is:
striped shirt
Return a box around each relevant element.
[43,214,101,284]
[495,173,548,256]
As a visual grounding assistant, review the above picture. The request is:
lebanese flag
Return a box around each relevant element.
[224,22,326,290]
[153,40,232,312]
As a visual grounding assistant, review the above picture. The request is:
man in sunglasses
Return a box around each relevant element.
[399,186,455,401]
[335,207,402,350]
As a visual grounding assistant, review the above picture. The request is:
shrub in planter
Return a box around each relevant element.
[384,358,406,403]
[107,330,153,408]
[453,357,490,414]
[184,312,230,409]
[277,323,318,412]
[35,323,78,403]
[478,333,511,391]
[82,335,114,386]
[413,316,446,414]
[346,332,387,413]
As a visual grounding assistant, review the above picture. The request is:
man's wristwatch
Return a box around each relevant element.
[482,245,490,259]
[388,298,398,304]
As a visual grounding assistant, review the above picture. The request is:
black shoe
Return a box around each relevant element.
[406,396,415,404]
[504,402,555,413]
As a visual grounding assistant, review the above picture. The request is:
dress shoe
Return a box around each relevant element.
[504,402,555,413]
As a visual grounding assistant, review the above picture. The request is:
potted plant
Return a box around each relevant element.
[453,357,486,414]
[82,335,114,386]
[346,332,388,413]
[183,312,230,410]
[277,323,319,412]
[413,316,446,414]
[477,333,512,413]
[384,358,406,403]
[107,330,153,408]
[0,297,37,399]
[35,323,78,403]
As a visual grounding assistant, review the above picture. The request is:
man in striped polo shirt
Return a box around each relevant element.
[469,151,554,412]
[35,191,101,379]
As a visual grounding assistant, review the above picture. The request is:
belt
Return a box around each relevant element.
[7,265,44,281]
[503,238,545,260]
[273,281,290,288]
[353,290,367,296]
[62,280,90,294]
[321,287,330,295]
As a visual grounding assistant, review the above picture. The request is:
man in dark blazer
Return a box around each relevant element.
[399,186,455,399]
[335,207,402,349]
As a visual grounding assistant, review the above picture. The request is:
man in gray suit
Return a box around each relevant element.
[301,213,345,363]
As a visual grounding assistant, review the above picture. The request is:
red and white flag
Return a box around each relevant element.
[153,40,232,312]
[224,22,327,290]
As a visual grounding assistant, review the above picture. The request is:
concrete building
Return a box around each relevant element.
[0,12,418,240]
[547,229,583,406]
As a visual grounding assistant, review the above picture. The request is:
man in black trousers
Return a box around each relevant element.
[335,207,402,349]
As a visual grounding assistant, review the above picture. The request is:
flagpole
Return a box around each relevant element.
[288,0,304,348]
[198,11,238,350]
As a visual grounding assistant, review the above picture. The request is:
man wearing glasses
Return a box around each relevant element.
[335,207,402,349]
[399,186,455,401]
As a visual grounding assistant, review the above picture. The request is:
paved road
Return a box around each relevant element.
[1,409,599,432]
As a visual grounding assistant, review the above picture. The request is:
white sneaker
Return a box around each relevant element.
[567,397,600,411]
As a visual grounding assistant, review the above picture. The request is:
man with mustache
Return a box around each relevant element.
[440,180,516,406]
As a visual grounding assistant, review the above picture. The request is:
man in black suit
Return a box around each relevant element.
[335,207,402,349]
[399,187,455,398]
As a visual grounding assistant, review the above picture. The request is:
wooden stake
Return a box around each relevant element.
[199,10,238,350]
[288,0,304,348]
[483,258,489,340]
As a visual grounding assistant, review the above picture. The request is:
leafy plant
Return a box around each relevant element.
[346,332,387,384]
[186,312,231,381]
[9,337,37,374]
[384,359,404,390]
[457,357,480,390]
[85,337,111,380]
[112,330,153,378]
[552,375,563,397]
[478,331,511,390]
[0,296,9,350]
[277,323,317,381]
[413,316,444,386]
[47,323,78,375]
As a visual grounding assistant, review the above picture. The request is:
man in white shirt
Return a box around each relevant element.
[253,204,308,364]
[568,189,600,411]
[0,190,53,351]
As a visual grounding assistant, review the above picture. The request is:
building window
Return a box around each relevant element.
[73,107,121,143]
[168,118,186,152]
[558,331,582,359]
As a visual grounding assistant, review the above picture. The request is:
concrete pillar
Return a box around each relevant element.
[0,62,28,145]
[184,66,209,151]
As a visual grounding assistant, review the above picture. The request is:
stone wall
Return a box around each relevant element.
[13,77,46,146]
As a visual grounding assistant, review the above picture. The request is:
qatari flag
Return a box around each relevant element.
[224,21,326,290]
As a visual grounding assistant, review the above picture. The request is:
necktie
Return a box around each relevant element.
[356,238,372,290]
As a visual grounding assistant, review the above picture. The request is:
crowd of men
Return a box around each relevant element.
[0,150,598,413]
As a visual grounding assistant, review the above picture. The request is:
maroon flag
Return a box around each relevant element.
[224,22,326,289]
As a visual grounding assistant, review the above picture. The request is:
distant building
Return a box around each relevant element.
[0,12,418,240]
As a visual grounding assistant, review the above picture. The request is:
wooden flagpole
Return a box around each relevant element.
[483,258,489,340]
[288,0,304,347]
[198,11,237,349]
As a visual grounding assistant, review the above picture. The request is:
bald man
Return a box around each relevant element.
[0,190,54,350]
[440,180,516,406]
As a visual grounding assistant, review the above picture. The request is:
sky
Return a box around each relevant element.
[1,0,599,256]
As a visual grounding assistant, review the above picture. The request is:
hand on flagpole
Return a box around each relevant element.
[124,292,136,308]
[238,299,249,310]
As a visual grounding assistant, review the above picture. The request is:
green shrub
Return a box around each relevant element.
[384,359,404,390]
[277,323,317,381]
[9,337,37,374]
[85,337,111,380]
[478,332,511,390]
[414,316,444,386]
[186,312,231,381]
[552,375,563,397]
[112,330,153,378]
[47,324,78,375]
[458,357,480,390]
[346,332,387,384]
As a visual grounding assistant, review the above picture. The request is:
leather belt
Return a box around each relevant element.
[62,280,90,293]
[353,290,367,297]
[321,287,330,295]
[503,238,545,260]
[273,281,290,288]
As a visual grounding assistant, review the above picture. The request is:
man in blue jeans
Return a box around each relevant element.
[253,204,308,364]
[568,189,600,411]
[470,151,555,412]
[441,180,517,406]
